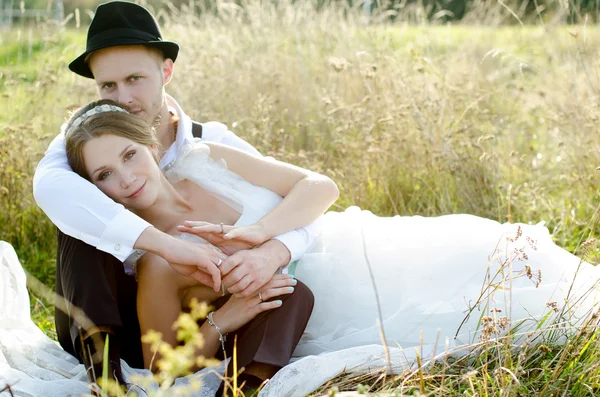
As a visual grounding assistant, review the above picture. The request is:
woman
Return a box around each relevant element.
[65,100,600,393]
[63,99,331,389]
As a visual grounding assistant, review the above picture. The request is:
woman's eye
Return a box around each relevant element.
[124,151,136,161]
[98,171,111,181]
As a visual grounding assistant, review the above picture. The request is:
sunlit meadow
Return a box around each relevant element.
[1,0,600,395]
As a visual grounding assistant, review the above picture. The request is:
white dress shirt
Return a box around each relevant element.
[33,95,319,264]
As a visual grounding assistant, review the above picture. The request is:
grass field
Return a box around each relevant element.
[1,0,600,395]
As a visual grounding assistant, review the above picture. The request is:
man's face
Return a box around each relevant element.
[88,45,173,125]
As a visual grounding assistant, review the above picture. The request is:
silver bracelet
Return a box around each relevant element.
[207,311,227,355]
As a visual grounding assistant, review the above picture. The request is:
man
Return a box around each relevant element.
[33,1,317,389]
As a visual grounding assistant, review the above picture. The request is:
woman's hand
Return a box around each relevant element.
[210,274,297,334]
[177,221,271,248]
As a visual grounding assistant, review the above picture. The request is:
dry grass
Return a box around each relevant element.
[1,0,600,395]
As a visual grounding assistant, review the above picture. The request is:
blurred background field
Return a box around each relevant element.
[1,0,600,394]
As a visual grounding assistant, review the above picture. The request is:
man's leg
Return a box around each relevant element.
[55,230,143,383]
[215,280,315,394]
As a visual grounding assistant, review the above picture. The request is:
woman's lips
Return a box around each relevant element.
[127,182,146,199]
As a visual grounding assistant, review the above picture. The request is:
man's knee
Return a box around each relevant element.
[54,231,128,352]
[279,279,314,316]
[57,231,98,268]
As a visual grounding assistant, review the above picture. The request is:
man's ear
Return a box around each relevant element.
[162,58,174,86]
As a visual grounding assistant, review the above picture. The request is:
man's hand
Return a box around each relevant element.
[135,227,227,292]
[163,238,228,291]
[220,239,291,297]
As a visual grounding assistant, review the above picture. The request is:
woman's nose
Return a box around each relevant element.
[120,171,137,189]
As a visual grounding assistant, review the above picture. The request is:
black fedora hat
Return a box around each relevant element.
[69,1,179,79]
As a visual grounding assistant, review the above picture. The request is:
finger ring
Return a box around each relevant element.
[220,223,224,234]
[217,258,222,267]
[258,292,264,302]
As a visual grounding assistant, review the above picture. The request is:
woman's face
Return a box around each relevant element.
[82,134,162,211]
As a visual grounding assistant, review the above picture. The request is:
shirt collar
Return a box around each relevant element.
[160,94,196,169]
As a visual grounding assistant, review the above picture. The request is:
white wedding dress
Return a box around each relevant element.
[2,142,600,396]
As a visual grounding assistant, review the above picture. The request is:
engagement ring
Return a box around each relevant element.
[258,292,264,302]
[217,258,222,267]
[220,223,224,233]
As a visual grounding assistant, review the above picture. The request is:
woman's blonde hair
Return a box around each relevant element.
[65,99,160,180]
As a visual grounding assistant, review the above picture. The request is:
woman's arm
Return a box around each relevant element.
[136,253,224,369]
[137,252,295,369]
[205,143,340,240]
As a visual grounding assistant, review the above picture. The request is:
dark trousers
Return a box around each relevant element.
[211,280,314,376]
[55,229,314,373]
[55,230,144,368]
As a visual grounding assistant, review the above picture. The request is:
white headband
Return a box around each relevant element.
[68,104,128,133]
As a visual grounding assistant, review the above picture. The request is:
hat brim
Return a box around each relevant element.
[69,39,179,79]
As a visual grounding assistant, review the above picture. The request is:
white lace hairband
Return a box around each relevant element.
[68,104,129,131]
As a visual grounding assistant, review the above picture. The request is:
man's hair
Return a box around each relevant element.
[65,99,160,180]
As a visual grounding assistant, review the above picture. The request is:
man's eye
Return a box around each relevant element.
[130,76,141,82]
[102,83,115,90]
[98,171,111,181]
[125,151,135,160]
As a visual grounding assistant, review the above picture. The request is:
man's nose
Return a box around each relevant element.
[117,88,134,106]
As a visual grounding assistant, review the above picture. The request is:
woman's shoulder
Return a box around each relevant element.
[177,141,211,161]
[165,141,216,182]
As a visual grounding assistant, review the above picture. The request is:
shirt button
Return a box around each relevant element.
[114,244,121,251]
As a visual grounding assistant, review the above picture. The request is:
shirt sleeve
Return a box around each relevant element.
[272,217,322,264]
[200,122,322,264]
[200,122,262,156]
[33,130,152,262]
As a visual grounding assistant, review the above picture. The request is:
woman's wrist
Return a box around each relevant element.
[210,308,232,334]
[254,221,275,243]
[135,226,169,256]
[207,311,228,354]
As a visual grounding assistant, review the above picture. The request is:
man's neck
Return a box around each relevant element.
[155,106,177,153]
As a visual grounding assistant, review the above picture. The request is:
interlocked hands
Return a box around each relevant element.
[175,221,291,297]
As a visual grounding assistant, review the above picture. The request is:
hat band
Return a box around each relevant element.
[87,28,161,51]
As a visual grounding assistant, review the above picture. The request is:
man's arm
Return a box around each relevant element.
[218,220,322,297]
[34,132,224,289]
[200,122,261,157]
[33,131,151,262]
[271,220,321,263]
